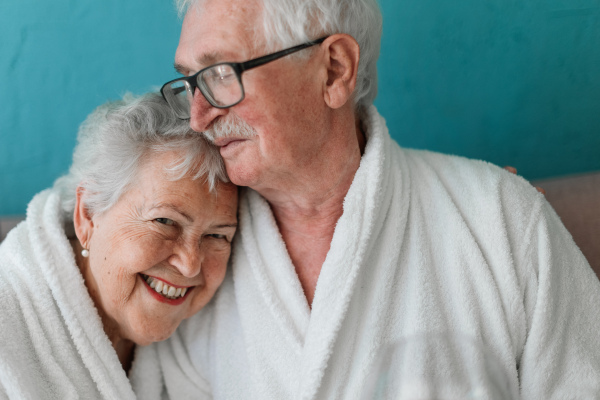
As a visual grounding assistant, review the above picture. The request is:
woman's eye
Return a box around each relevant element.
[207,233,227,240]
[155,218,175,226]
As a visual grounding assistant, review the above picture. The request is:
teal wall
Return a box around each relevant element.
[1,0,599,215]
[377,0,600,181]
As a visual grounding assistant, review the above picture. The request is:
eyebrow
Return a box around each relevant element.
[173,52,230,76]
[212,223,238,229]
[174,63,188,75]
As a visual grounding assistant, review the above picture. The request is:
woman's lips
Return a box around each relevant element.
[140,274,193,305]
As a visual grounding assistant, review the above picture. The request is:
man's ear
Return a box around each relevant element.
[321,34,360,109]
[73,186,94,248]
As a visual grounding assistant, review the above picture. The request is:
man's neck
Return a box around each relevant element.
[258,117,366,307]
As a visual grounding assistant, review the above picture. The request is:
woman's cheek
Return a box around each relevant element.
[206,253,230,286]
[126,234,172,270]
[206,246,230,268]
[105,266,137,307]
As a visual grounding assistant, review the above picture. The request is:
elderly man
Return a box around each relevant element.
[145,0,600,398]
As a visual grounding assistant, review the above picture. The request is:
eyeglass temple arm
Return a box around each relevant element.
[238,36,329,73]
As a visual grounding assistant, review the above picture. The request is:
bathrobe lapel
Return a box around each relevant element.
[234,106,411,399]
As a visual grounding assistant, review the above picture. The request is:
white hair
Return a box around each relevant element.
[53,92,228,220]
[176,0,382,111]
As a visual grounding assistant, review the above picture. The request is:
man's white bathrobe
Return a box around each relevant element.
[0,190,162,399]
[150,107,600,399]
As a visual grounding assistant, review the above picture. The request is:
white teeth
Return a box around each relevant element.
[142,275,190,300]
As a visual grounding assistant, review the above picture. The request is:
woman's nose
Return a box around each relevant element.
[189,88,228,133]
[168,242,203,278]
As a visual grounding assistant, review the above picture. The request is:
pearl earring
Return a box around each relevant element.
[81,248,89,258]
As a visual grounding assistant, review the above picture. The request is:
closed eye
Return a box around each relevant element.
[207,233,226,239]
[155,218,175,226]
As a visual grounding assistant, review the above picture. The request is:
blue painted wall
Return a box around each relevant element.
[1,0,599,215]
[377,0,600,180]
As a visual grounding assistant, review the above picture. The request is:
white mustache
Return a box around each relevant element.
[202,114,258,143]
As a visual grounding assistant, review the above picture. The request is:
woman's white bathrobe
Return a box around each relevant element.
[0,190,162,399]
[150,106,600,399]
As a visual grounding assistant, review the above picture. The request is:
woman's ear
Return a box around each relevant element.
[321,34,360,109]
[73,186,94,248]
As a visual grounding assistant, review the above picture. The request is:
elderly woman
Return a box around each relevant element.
[0,93,238,399]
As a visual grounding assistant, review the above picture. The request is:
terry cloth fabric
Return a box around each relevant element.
[147,106,600,399]
[0,189,162,400]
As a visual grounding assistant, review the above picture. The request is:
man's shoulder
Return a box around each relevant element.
[397,148,546,239]
[401,147,512,180]
[402,148,541,203]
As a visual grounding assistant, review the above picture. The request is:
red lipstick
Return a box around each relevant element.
[140,274,193,306]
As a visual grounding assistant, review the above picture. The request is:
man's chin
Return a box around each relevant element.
[224,159,260,188]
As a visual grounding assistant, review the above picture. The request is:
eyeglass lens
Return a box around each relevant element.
[163,64,243,118]
[201,64,243,107]
[162,81,195,119]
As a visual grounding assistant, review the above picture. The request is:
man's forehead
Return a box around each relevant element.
[176,0,261,72]
[174,42,252,75]
[182,0,261,41]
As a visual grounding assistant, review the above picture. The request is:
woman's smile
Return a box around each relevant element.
[140,274,196,305]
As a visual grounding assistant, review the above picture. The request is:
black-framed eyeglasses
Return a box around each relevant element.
[161,36,329,119]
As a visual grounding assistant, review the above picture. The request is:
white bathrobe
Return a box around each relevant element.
[0,190,163,400]
[149,106,600,399]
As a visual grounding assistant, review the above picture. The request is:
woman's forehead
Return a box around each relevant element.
[124,154,236,218]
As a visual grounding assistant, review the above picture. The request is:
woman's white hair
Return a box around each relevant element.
[176,0,382,111]
[53,92,227,221]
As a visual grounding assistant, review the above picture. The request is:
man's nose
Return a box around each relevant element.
[189,88,228,133]
[168,241,203,278]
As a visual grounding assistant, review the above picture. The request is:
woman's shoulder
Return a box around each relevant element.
[0,217,35,284]
[0,220,53,397]
[0,188,69,345]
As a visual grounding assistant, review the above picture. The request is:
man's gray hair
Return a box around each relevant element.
[53,92,227,220]
[176,0,382,111]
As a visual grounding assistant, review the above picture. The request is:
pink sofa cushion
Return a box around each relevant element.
[534,172,600,276]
